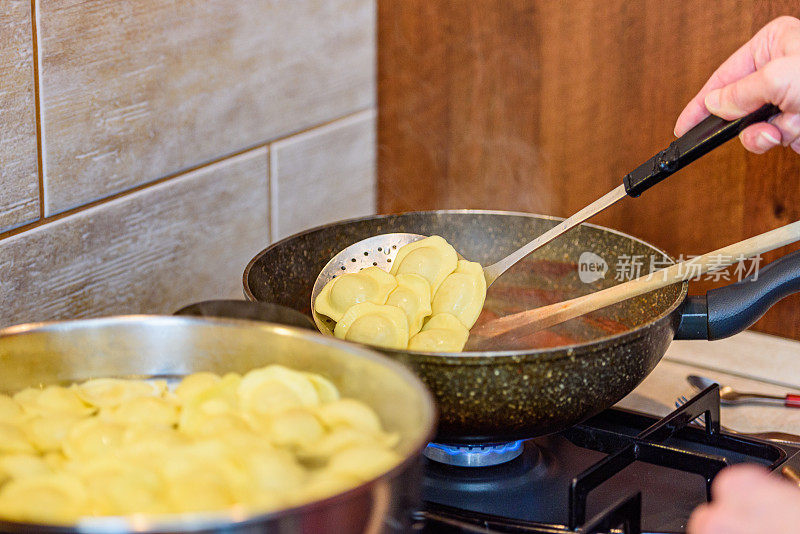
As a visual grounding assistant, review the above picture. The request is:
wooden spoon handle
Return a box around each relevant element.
[473,220,800,338]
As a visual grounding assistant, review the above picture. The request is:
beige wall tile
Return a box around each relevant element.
[38,0,375,216]
[0,147,268,327]
[0,1,39,232]
[271,109,376,240]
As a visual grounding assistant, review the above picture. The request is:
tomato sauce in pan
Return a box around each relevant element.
[467,259,630,351]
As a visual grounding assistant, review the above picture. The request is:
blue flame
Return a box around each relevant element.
[426,440,524,457]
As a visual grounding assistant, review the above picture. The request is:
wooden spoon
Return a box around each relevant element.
[471,220,800,339]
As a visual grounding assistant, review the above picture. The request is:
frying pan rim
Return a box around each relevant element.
[242,209,689,361]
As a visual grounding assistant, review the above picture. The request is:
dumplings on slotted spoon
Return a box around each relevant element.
[431,259,487,329]
[408,313,470,352]
[315,235,487,352]
[0,365,400,525]
[334,302,410,350]
[390,235,458,298]
[385,273,432,337]
[315,266,397,322]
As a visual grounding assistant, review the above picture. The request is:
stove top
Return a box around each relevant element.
[413,385,800,533]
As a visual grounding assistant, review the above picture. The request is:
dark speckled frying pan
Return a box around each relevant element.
[243,211,800,445]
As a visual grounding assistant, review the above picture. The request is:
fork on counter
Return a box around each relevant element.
[675,391,800,444]
[686,375,800,408]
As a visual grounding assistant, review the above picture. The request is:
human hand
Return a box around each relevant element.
[674,16,800,154]
[687,464,800,534]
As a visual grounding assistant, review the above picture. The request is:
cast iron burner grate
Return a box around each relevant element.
[414,384,799,533]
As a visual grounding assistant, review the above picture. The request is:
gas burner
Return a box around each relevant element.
[423,440,525,467]
[418,385,800,533]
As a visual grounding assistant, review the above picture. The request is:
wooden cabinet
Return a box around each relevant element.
[378,0,800,340]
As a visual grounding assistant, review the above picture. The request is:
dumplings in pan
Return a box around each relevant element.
[237,365,320,414]
[314,235,487,352]
[0,424,36,455]
[0,473,88,524]
[14,386,93,418]
[315,266,397,322]
[0,395,23,424]
[74,378,164,409]
[0,365,399,524]
[24,415,83,453]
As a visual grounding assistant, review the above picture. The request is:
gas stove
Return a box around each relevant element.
[412,384,800,533]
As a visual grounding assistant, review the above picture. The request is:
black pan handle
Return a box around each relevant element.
[174,299,316,330]
[675,249,800,340]
[624,104,781,197]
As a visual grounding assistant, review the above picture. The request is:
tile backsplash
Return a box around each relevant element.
[0,0,376,327]
[0,1,39,233]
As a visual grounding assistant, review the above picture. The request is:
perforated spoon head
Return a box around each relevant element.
[310,233,427,335]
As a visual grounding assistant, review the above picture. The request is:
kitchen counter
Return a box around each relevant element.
[616,330,800,435]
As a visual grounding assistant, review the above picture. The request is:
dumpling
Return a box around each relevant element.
[385,273,432,336]
[296,428,387,465]
[0,473,87,524]
[326,445,400,481]
[302,373,340,403]
[408,313,470,352]
[103,396,179,427]
[0,395,23,424]
[334,302,409,350]
[390,236,458,297]
[62,418,126,460]
[23,414,82,453]
[162,459,236,513]
[238,366,319,415]
[0,423,36,455]
[240,449,307,496]
[121,424,187,455]
[0,454,51,480]
[315,266,397,322]
[14,386,93,417]
[182,413,254,441]
[261,409,324,449]
[73,378,161,409]
[432,259,487,329]
[178,373,243,434]
[316,399,383,435]
[77,458,164,516]
[174,372,221,404]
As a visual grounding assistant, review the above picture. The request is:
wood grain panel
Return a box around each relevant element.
[0,148,268,328]
[0,0,39,232]
[271,109,376,240]
[378,0,800,339]
[38,0,375,216]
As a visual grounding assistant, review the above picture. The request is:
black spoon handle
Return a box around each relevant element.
[623,103,782,197]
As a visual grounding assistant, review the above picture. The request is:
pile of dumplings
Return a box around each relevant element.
[315,236,487,352]
[0,365,399,524]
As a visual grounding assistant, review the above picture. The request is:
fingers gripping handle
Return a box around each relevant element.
[623,104,781,197]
